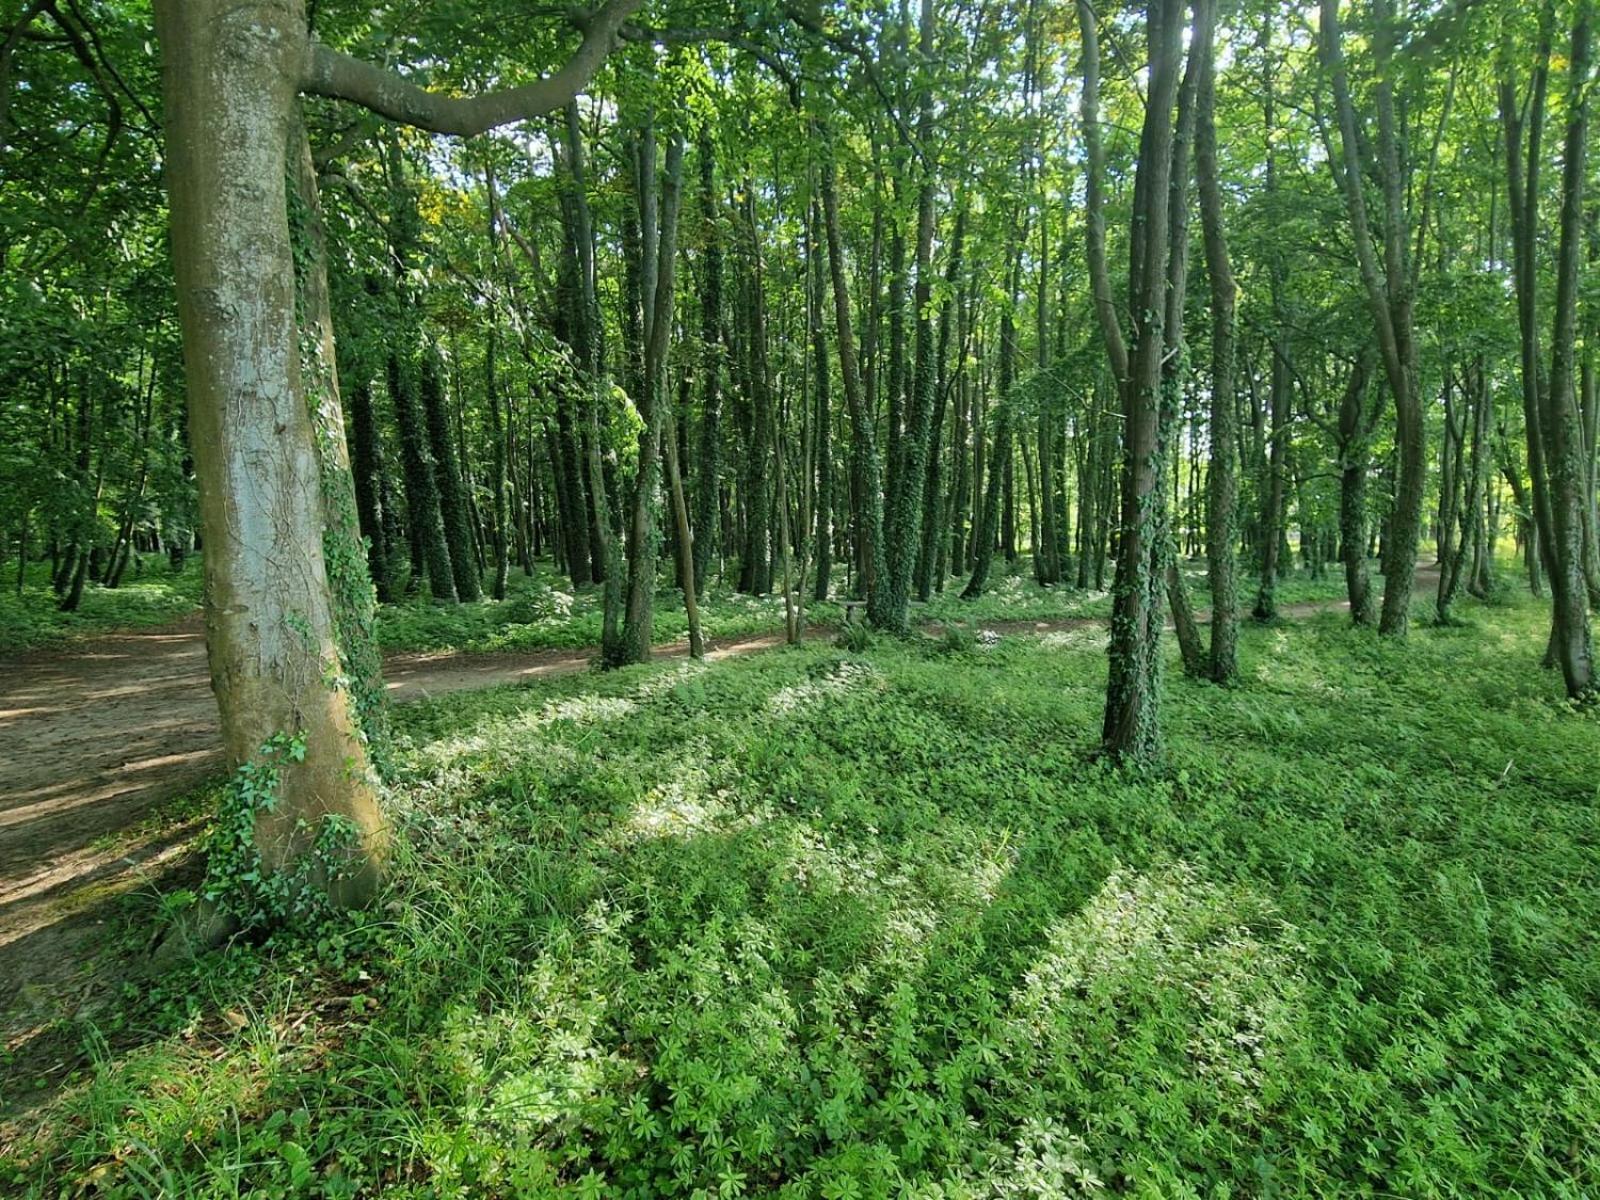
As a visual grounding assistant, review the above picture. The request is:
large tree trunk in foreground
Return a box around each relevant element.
[154,0,385,907]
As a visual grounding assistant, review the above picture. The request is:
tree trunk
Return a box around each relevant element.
[1195,6,1239,680]
[291,117,391,770]
[153,0,385,910]
[692,131,724,597]
[821,142,885,614]
[1081,0,1191,761]
[1322,0,1427,638]
[609,129,686,667]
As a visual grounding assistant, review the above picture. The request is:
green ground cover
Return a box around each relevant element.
[5,589,1595,1197]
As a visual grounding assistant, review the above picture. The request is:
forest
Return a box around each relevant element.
[1,0,1598,1194]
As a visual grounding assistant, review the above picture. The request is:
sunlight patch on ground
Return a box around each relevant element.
[967,838,1017,902]
[1007,863,1304,1110]
[978,1117,1104,1196]
[1036,627,1109,653]
[433,942,631,1136]
[768,660,882,717]
[626,658,709,703]
[414,694,637,771]
[614,739,762,844]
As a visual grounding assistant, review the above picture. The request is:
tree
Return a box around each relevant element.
[1320,0,1429,638]
[1501,0,1595,696]
[150,0,641,915]
[1193,0,1239,681]
[1080,0,1194,762]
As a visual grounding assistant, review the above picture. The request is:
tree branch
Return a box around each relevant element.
[302,0,643,137]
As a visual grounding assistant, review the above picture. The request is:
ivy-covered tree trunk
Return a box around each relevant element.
[1336,358,1379,627]
[821,142,885,615]
[1322,0,1427,638]
[809,196,834,602]
[1159,7,1207,680]
[1503,3,1596,697]
[290,118,391,772]
[153,0,386,913]
[344,372,393,604]
[485,325,510,600]
[1194,7,1239,681]
[609,130,686,668]
[420,352,480,601]
[1082,0,1188,762]
[963,255,1017,601]
[556,101,613,593]
[1254,313,1289,621]
[693,130,724,598]
[737,188,775,598]
[388,350,457,602]
[878,0,939,634]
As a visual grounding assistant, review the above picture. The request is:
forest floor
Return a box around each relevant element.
[4,568,1592,1197]
[0,564,1425,1123]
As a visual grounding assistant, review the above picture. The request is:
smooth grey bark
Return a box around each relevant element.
[151,0,639,912]
[153,0,386,903]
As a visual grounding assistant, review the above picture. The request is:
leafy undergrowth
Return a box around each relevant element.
[373,560,1354,655]
[0,559,203,650]
[0,554,1354,656]
[7,593,1595,1197]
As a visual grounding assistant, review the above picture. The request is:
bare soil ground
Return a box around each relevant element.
[0,574,1429,1108]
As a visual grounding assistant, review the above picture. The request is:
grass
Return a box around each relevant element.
[0,559,203,651]
[3,584,1596,1197]
[372,558,1356,655]
[0,550,1357,656]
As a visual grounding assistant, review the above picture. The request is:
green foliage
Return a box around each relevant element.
[8,593,1598,1196]
[936,617,980,655]
[0,557,202,650]
[199,733,362,934]
[373,561,1354,658]
[834,618,875,652]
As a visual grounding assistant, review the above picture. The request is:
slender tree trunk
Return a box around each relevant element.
[1337,359,1379,626]
[389,352,457,602]
[1322,0,1427,638]
[1195,7,1239,680]
[964,250,1020,600]
[821,142,885,614]
[346,374,393,602]
[610,130,686,666]
[485,325,510,600]
[693,131,724,597]
[420,353,481,601]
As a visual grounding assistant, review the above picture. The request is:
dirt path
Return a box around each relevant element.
[0,573,1434,1085]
